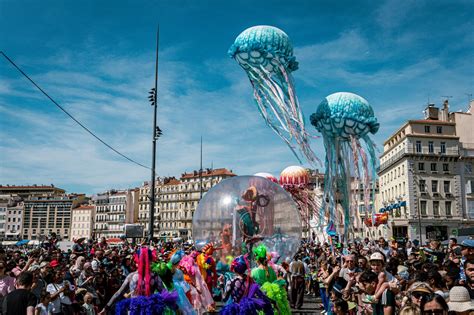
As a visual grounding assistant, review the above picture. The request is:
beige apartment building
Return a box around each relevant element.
[93,189,139,239]
[5,198,24,241]
[138,168,236,241]
[378,100,474,242]
[70,204,95,240]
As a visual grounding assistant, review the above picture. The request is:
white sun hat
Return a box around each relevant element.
[448,286,474,312]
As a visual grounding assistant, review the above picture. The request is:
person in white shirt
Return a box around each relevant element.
[46,270,73,315]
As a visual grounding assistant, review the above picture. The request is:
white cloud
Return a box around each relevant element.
[1,45,307,194]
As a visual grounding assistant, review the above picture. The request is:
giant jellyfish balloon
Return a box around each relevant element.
[229,25,319,166]
[310,92,379,239]
[279,166,322,231]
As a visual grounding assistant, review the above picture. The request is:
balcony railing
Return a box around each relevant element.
[379,146,459,173]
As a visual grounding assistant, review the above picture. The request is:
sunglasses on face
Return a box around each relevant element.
[412,292,430,299]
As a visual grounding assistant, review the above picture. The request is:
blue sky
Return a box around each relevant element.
[1,0,473,194]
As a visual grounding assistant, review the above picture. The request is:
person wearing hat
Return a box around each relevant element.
[369,252,394,281]
[221,255,273,315]
[406,282,434,307]
[363,252,396,304]
[168,250,195,315]
[448,286,474,314]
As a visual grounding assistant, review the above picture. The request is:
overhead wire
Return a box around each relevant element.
[1,51,151,171]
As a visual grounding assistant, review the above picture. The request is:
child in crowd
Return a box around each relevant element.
[35,292,53,315]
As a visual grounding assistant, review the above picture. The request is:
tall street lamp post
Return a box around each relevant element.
[148,26,161,243]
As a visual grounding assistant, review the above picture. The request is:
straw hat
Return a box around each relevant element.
[448,286,474,312]
[408,282,433,295]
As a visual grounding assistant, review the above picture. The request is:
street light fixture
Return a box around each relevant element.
[148,26,160,243]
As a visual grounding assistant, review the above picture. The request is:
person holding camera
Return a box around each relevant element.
[46,269,74,315]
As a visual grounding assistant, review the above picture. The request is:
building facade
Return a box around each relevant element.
[93,189,138,239]
[378,100,474,242]
[70,205,95,240]
[138,168,236,241]
[5,200,23,240]
[0,185,65,199]
[22,194,85,240]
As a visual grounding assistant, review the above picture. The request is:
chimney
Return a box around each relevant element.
[424,104,439,120]
[440,99,449,121]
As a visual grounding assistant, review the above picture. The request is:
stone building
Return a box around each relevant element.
[92,189,139,239]
[378,100,474,241]
[70,204,95,240]
[138,168,236,241]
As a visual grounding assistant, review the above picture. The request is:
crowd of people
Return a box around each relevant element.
[290,237,474,315]
[0,235,473,315]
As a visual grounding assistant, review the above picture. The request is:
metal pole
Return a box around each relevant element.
[418,198,423,245]
[199,136,203,200]
[148,26,160,243]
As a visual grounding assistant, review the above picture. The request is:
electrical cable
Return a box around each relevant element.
[1,51,151,170]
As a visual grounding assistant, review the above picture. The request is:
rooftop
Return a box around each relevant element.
[164,178,182,186]
[74,205,94,210]
[181,168,236,179]
[0,185,65,191]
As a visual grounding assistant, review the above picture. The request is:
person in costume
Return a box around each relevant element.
[216,255,234,301]
[251,245,291,315]
[101,246,178,315]
[179,252,215,314]
[268,251,287,280]
[221,255,273,315]
[251,245,277,286]
[237,186,269,254]
[153,250,196,315]
[196,243,219,294]
[220,224,233,255]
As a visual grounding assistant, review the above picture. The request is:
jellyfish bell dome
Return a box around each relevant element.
[310,92,379,140]
[228,25,298,72]
[192,175,302,262]
[279,165,310,188]
[254,172,279,184]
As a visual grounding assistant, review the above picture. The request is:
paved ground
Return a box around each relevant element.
[214,294,323,314]
[290,294,323,315]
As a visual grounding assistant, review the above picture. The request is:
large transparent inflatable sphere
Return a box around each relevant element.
[193,175,302,262]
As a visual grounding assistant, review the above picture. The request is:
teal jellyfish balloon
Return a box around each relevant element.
[229,25,319,166]
[310,92,379,239]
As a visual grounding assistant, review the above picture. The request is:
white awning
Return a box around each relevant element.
[1,241,17,245]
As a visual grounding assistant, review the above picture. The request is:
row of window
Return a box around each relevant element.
[25,228,67,235]
[382,182,406,202]
[424,125,443,134]
[419,180,451,193]
[381,165,405,185]
[72,223,91,229]
[415,141,447,154]
[419,200,452,216]
[73,216,91,222]
[418,162,450,172]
